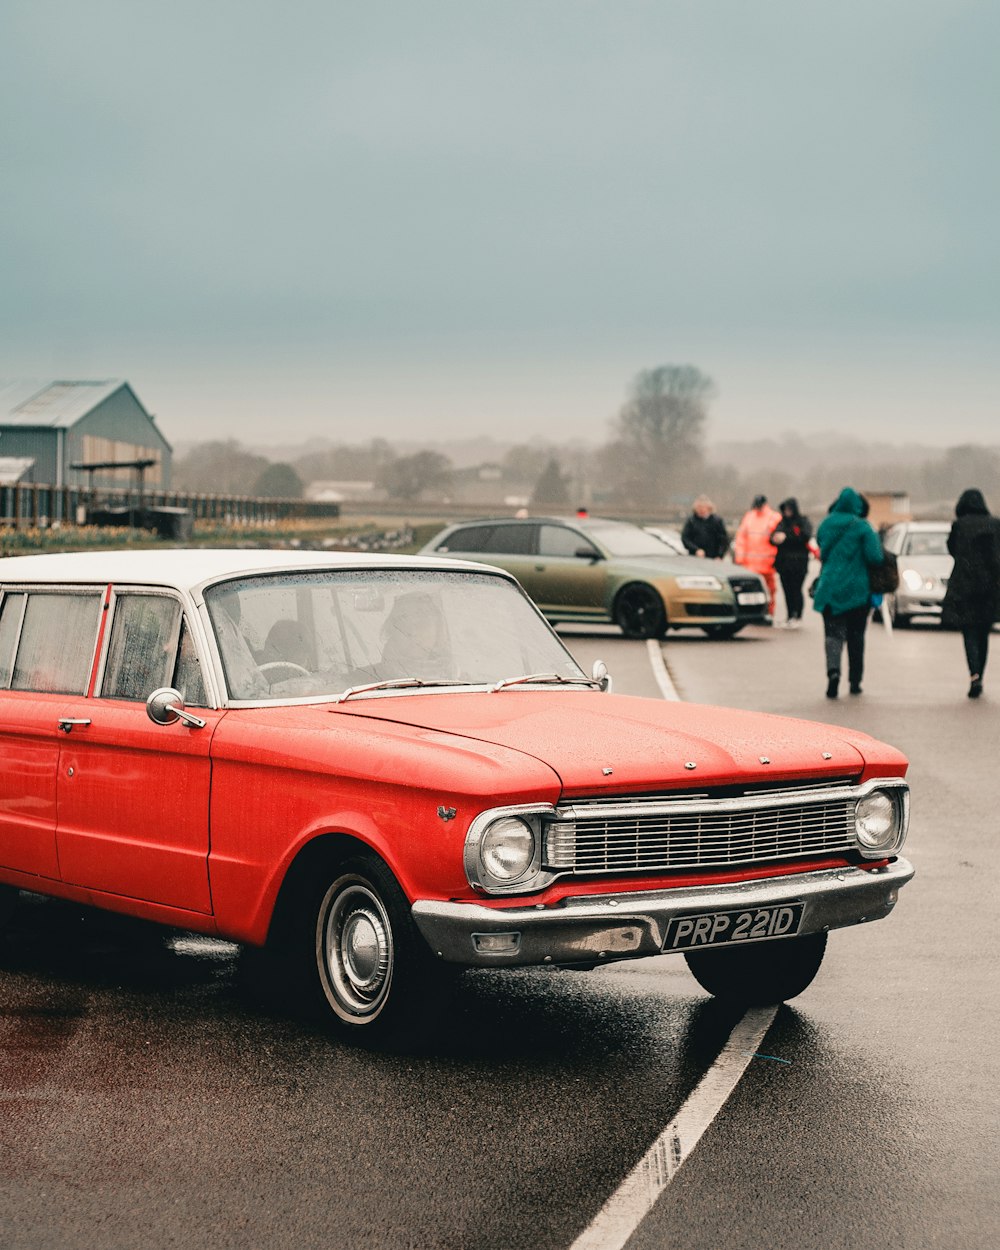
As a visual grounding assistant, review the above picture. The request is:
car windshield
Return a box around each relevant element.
[587,524,678,558]
[205,569,586,701]
[902,531,950,557]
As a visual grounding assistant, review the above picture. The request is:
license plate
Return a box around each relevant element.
[664,903,804,951]
[737,591,767,605]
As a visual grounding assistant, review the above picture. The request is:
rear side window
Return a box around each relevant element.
[437,525,495,553]
[10,593,102,694]
[484,524,536,555]
[438,524,536,555]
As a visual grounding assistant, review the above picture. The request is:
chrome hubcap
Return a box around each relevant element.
[322,882,393,1019]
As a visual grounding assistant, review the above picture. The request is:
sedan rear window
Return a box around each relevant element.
[9,593,102,694]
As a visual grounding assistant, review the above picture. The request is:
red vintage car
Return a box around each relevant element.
[0,550,913,1041]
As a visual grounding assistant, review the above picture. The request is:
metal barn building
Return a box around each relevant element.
[0,380,171,490]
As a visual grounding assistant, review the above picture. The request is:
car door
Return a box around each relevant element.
[0,588,103,879]
[55,589,222,915]
[520,523,608,620]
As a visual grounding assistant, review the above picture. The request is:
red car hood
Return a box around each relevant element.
[333,691,889,795]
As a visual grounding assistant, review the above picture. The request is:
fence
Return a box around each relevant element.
[0,482,341,529]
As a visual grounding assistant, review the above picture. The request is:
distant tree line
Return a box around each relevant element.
[172,369,1000,520]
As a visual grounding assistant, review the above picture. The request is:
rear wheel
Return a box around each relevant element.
[684,932,827,1005]
[614,583,667,639]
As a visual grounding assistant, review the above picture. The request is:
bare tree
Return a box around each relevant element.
[606,365,713,508]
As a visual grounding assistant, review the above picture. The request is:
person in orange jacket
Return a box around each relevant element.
[734,494,782,617]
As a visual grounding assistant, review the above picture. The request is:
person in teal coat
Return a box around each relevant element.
[813,487,885,698]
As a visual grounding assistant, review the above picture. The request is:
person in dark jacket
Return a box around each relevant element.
[769,497,813,627]
[813,487,884,698]
[681,495,730,559]
[940,488,1000,698]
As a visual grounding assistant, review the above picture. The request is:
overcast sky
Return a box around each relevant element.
[2,0,998,449]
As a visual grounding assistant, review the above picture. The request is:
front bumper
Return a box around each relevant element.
[411,858,914,967]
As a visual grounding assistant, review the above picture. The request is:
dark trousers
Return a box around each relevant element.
[778,567,807,620]
[962,626,991,678]
[823,604,870,683]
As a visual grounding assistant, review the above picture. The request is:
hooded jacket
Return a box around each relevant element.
[941,489,1000,627]
[769,498,813,572]
[812,488,884,615]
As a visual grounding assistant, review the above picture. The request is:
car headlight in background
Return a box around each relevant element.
[464,805,553,893]
[900,567,935,590]
[854,785,908,856]
[675,575,723,590]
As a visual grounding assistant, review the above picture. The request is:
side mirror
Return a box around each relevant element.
[146,687,207,729]
[575,547,601,561]
[591,660,612,693]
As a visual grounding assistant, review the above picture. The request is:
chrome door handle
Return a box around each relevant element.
[58,718,92,733]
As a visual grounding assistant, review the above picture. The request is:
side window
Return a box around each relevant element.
[482,524,536,555]
[0,593,27,688]
[11,593,102,694]
[438,525,494,553]
[172,619,208,707]
[102,595,182,702]
[538,525,594,558]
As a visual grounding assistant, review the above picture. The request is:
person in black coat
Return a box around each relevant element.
[769,497,813,627]
[941,488,1000,698]
[681,495,730,559]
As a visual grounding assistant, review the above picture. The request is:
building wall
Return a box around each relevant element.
[0,428,59,483]
[65,385,172,488]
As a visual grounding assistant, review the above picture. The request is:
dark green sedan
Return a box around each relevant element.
[421,516,769,639]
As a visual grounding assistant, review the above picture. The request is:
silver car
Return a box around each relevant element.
[882,521,952,627]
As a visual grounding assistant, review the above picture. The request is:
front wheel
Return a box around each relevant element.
[614,583,667,639]
[313,853,450,1042]
[886,595,910,629]
[701,623,745,640]
[684,932,827,1005]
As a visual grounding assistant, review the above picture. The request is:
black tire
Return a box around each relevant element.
[0,885,19,930]
[886,596,910,629]
[684,932,827,1005]
[701,623,745,640]
[311,853,451,1043]
[614,583,667,639]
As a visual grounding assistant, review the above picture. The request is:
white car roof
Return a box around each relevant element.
[0,548,499,598]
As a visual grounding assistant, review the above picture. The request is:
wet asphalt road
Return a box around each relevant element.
[2,614,998,1249]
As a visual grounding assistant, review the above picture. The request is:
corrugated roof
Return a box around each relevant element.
[0,456,35,484]
[0,379,126,428]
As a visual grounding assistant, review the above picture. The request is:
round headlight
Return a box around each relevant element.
[480,816,536,882]
[901,567,924,591]
[855,791,897,849]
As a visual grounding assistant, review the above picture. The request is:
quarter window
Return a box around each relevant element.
[10,593,102,694]
[0,593,27,688]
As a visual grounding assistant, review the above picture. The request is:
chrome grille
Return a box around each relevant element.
[544,788,856,875]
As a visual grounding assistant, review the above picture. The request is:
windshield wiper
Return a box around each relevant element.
[332,677,467,704]
[490,672,601,693]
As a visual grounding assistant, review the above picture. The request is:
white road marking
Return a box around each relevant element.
[645,638,681,701]
[569,637,771,1249]
[569,1005,779,1250]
